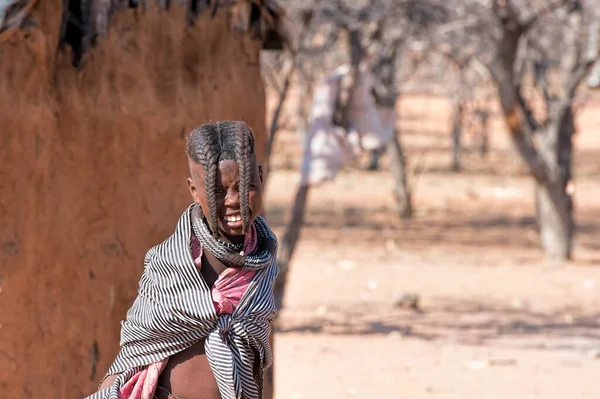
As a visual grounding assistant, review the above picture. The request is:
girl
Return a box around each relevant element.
[87,121,278,399]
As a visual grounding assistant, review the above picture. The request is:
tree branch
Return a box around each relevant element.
[485,58,550,183]
[566,59,597,97]
[515,84,541,131]
[436,16,478,35]
[503,104,550,183]
[296,28,339,56]
[564,15,599,97]
[521,0,575,32]
[266,60,294,164]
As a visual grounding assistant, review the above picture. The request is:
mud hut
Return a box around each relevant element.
[0,1,287,397]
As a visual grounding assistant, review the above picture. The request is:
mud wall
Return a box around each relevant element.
[0,3,267,397]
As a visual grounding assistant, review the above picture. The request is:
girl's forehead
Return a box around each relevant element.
[188,156,258,183]
[217,160,240,178]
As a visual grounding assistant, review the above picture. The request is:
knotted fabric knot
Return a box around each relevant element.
[217,314,234,343]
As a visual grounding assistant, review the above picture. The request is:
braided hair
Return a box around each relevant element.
[187,121,256,238]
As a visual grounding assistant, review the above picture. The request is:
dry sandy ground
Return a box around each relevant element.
[263,95,600,399]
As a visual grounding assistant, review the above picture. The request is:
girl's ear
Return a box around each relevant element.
[187,177,200,204]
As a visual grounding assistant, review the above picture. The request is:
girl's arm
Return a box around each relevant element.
[98,374,118,391]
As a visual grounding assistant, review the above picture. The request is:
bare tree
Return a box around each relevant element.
[415,0,598,260]
[367,22,414,216]
[483,0,598,261]
[266,0,426,314]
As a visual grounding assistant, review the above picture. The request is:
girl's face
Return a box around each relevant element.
[187,157,263,237]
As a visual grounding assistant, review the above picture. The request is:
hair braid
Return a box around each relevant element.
[187,124,221,238]
[205,124,221,238]
[236,124,251,234]
[187,120,257,238]
[240,125,254,234]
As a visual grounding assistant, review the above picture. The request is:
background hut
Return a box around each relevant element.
[0,1,286,397]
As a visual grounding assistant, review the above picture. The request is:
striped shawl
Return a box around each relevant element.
[85,205,278,399]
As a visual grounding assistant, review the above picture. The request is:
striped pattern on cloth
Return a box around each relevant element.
[85,205,278,399]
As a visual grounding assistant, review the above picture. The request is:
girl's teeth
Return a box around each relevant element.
[225,215,242,222]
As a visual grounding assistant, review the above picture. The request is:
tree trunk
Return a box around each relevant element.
[370,36,413,219]
[388,131,412,218]
[478,110,490,158]
[264,60,294,180]
[479,128,489,158]
[535,107,575,261]
[366,147,385,171]
[451,125,461,171]
[451,99,464,172]
[535,181,574,261]
[492,76,575,261]
[273,184,311,309]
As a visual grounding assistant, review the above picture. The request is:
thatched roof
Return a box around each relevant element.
[0,0,36,40]
[1,0,289,68]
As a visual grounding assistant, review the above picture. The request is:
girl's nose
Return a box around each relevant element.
[224,190,240,207]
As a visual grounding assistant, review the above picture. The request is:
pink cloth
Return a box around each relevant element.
[190,224,258,314]
[113,225,259,399]
[118,361,167,399]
